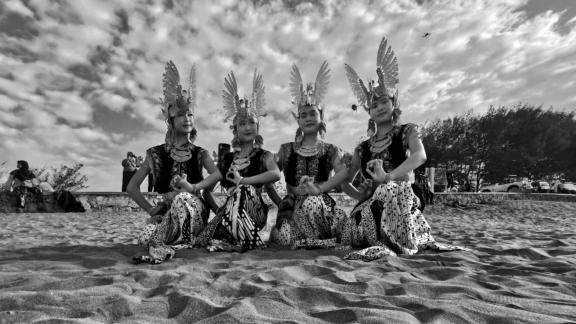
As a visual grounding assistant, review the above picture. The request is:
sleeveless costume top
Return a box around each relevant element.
[277,142,342,187]
[219,148,272,190]
[146,144,206,194]
[355,123,418,181]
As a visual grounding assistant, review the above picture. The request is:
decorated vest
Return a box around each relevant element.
[280,142,337,187]
[359,124,408,180]
[147,144,205,194]
[219,149,268,189]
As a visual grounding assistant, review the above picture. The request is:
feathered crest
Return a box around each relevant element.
[222,69,266,123]
[289,60,330,114]
[344,36,399,111]
[159,60,196,119]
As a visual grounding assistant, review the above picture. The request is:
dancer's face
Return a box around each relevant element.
[369,97,393,123]
[236,117,258,143]
[298,105,321,135]
[173,109,194,134]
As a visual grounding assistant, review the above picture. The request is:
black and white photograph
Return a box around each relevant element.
[1,0,575,323]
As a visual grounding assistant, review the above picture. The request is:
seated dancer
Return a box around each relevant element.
[268,61,348,249]
[208,70,281,251]
[4,160,37,209]
[127,61,222,264]
[341,37,467,261]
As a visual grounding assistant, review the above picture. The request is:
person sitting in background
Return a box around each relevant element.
[4,160,37,208]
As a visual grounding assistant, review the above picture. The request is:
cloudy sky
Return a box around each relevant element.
[1,0,575,191]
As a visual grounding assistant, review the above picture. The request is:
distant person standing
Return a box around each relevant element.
[412,168,427,211]
[121,152,137,192]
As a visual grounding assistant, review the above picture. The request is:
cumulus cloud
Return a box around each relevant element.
[1,0,575,190]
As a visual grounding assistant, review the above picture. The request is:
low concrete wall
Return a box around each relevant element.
[433,192,576,205]
[2,191,575,213]
[0,192,65,213]
[73,191,576,211]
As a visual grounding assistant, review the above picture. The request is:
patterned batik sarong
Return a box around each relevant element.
[341,181,468,262]
[208,184,268,250]
[135,192,209,264]
[272,192,346,250]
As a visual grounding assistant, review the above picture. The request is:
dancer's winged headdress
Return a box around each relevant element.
[222,70,266,123]
[344,37,399,111]
[289,60,330,119]
[157,60,198,151]
[159,60,196,119]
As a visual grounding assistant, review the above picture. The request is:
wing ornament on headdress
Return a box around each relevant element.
[251,69,266,118]
[222,72,241,122]
[344,63,368,110]
[222,70,266,123]
[289,64,303,107]
[376,37,399,96]
[159,60,196,120]
[188,65,196,110]
[313,60,330,106]
[289,60,331,118]
[345,36,399,111]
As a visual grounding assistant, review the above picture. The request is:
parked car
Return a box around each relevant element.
[531,180,550,193]
[558,182,576,194]
[479,176,533,193]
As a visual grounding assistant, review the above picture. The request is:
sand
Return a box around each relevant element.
[1,200,575,323]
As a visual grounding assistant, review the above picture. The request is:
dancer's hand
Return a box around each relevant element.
[170,174,185,189]
[357,178,374,200]
[174,178,199,195]
[148,204,165,223]
[148,214,163,224]
[299,176,314,186]
[303,178,322,195]
[293,184,306,196]
[294,176,311,196]
[299,176,321,195]
[366,159,388,184]
[149,204,164,216]
[226,166,243,186]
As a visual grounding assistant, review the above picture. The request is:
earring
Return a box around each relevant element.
[254,134,264,149]
[294,127,304,143]
[367,119,376,138]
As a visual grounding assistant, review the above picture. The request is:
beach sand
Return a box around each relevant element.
[1,200,575,323]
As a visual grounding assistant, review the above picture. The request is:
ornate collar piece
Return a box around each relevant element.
[295,141,325,157]
[369,128,395,154]
[170,143,193,162]
[232,148,258,171]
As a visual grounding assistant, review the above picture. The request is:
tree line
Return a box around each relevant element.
[420,104,576,189]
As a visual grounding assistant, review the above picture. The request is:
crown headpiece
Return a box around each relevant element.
[289,60,330,119]
[159,60,196,119]
[344,37,399,111]
[222,70,266,123]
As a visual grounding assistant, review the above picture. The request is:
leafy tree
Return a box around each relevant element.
[421,103,576,187]
[32,162,89,191]
[0,161,7,186]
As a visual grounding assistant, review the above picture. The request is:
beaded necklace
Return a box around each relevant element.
[170,140,194,163]
[232,148,258,172]
[369,127,395,154]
